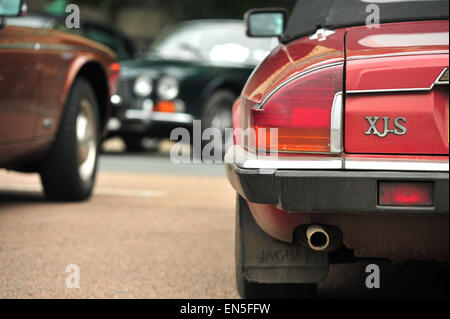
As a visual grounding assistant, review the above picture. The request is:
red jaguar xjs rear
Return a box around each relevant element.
[225,0,449,298]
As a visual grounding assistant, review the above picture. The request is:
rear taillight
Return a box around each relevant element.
[108,62,121,96]
[250,64,343,154]
[379,182,434,207]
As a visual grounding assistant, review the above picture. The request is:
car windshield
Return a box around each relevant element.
[147,21,278,66]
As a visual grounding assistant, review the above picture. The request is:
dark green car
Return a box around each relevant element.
[108,19,277,152]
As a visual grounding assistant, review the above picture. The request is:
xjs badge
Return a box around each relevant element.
[365,116,407,138]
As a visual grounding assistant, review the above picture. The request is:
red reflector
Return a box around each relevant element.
[379,182,434,207]
[109,62,121,73]
[108,62,121,95]
[154,101,176,113]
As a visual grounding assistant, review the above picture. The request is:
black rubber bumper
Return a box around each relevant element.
[225,163,449,215]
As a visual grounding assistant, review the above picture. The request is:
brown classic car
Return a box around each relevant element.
[0,0,119,201]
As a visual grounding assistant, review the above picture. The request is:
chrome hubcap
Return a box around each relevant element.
[77,99,97,182]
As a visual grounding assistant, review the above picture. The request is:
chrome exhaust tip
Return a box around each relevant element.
[295,224,343,252]
[306,225,331,252]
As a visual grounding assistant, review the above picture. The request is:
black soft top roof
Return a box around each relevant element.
[282,0,449,42]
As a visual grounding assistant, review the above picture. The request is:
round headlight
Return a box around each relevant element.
[157,76,179,100]
[134,76,153,97]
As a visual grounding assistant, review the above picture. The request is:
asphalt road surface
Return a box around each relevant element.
[0,140,447,299]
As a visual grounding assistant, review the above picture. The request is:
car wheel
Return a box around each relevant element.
[235,195,318,299]
[40,78,100,202]
[201,89,236,156]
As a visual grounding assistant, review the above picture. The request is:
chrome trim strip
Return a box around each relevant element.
[0,43,106,55]
[124,110,150,121]
[244,96,261,104]
[254,61,345,109]
[347,50,449,61]
[241,157,344,170]
[125,109,193,124]
[348,87,431,94]
[330,92,343,154]
[226,145,343,170]
[344,159,449,172]
[347,67,449,94]
[226,145,449,172]
[151,112,193,124]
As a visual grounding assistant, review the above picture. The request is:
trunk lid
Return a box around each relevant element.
[344,21,449,155]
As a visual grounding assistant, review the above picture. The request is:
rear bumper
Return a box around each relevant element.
[225,146,449,215]
[117,109,193,125]
[107,109,194,136]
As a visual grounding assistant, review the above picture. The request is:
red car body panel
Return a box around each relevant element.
[345,21,449,155]
[346,54,448,92]
[233,20,449,261]
[242,29,346,103]
[0,26,117,167]
[248,201,448,262]
[345,20,449,60]
[345,86,449,155]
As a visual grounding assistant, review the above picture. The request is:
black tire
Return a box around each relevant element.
[201,89,236,156]
[40,78,100,202]
[123,136,159,153]
[235,195,318,299]
[123,135,146,153]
